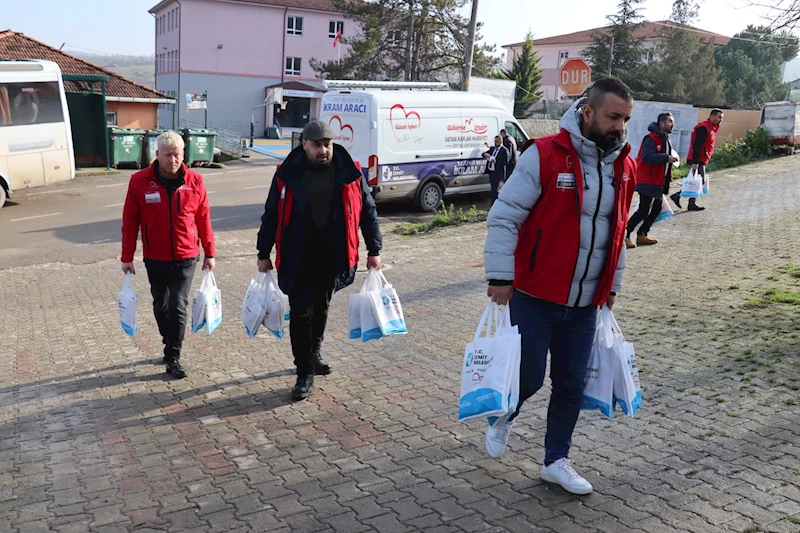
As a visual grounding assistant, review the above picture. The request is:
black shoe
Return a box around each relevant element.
[166,360,187,379]
[687,203,705,211]
[291,374,314,400]
[670,192,682,209]
[312,357,332,375]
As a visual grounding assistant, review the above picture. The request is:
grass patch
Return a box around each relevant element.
[396,203,487,235]
[765,289,800,305]
[743,297,769,309]
[777,264,800,278]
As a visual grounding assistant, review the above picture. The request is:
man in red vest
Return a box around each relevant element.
[482,78,636,495]
[670,109,724,211]
[256,120,382,401]
[626,112,679,248]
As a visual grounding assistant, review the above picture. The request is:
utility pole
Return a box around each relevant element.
[461,0,479,91]
[404,2,414,81]
[608,36,614,76]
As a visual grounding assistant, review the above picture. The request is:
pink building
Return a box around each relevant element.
[503,21,730,102]
[149,0,357,135]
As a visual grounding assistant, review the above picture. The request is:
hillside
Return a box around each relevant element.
[69,51,155,87]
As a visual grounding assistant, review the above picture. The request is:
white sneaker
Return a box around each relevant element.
[485,420,513,458]
[540,458,593,494]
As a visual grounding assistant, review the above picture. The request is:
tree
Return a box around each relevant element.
[642,1,725,105]
[501,32,543,117]
[743,0,800,32]
[309,0,500,83]
[583,0,649,96]
[715,25,799,105]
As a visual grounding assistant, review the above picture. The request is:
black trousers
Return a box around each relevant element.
[627,193,660,237]
[289,275,334,376]
[144,258,198,362]
[489,167,506,203]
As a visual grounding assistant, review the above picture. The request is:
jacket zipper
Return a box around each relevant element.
[144,225,150,247]
[278,186,287,264]
[529,229,542,272]
[168,188,176,262]
[573,157,604,306]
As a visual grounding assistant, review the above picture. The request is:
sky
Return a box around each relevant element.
[5,0,799,78]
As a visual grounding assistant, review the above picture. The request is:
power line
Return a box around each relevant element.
[648,20,797,47]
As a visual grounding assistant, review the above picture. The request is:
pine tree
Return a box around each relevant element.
[506,33,543,118]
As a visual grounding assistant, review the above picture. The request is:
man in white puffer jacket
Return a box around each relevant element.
[482,78,637,495]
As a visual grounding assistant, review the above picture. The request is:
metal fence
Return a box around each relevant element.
[179,120,244,158]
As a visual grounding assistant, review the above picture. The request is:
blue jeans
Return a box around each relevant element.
[508,291,597,464]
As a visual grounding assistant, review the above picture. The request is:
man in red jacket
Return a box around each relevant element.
[626,113,679,248]
[670,109,723,211]
[121,131,216,379]
[483,78,636,494]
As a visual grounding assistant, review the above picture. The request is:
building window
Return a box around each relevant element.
[287,16,303,35]
[285,57,301,76]
[106,111,117,126]
[388,30,401,47]
[558,51,569,66]
[329,21,344,39]
[642,50,654,63]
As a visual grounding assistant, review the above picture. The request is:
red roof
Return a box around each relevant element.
[503,20,731,48]
[0,30,172,101]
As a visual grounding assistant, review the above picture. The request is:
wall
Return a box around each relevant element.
[106,102,158,130]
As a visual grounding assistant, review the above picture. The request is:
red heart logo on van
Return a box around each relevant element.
[328,115,354,144]
[389,104,421,140]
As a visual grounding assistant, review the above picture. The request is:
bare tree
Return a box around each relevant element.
[744,0,800,32]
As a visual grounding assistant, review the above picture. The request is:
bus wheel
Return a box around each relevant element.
[0,186,6,209]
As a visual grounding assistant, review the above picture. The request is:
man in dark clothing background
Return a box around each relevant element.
[483,135,509,204]
[671,109,724,212]
[256,120,383,400]
[626,113,679,248]
[500,129,517,177]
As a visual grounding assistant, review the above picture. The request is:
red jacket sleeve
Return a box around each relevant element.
[195,178,216,258]
[120,178,141,263]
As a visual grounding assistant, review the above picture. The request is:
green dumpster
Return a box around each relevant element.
[108,127,145,169]
[143,129,166,166]
[181,129,217,165]
[266,125,282,140]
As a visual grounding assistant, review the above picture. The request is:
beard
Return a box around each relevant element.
[306,152,332,169]
[587,117,623,151]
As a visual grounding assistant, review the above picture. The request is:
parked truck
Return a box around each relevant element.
[761,101,800,153]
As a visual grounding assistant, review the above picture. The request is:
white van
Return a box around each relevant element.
[319,89,528,211]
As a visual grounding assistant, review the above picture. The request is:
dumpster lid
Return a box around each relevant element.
[109,127,146,134]
[182,128,217,136]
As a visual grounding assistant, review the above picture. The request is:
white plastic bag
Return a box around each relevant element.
[581,306,616,418]
[653,194,674,224]
[680,169,703,199]
[192,268,222,334]
[349,269,382,340]
[118,272,138,337]
[603,309,642,417]
[368,270,408,336]
[262,271,288,339]
[702,172,710,195]
[241,273,269,338]
[459,302,521,422]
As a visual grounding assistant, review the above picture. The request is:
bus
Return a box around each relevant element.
[0,60,75,208]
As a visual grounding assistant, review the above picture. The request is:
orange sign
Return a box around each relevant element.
[559,58,592,97]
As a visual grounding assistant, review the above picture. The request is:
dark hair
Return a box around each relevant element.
[586,77,634,109]
[494,135,502,140]
[710,108,723,117]
[500,129,507,135]
[657,112,673,125]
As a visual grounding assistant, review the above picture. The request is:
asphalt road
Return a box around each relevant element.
[0,157,492,270]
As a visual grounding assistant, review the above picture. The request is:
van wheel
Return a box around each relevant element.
[0,186,6,209]
[416,180,443,212]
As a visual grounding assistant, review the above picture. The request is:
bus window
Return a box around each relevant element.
[0,81,64,126]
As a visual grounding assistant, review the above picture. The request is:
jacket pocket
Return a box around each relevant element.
[529,229,542,272]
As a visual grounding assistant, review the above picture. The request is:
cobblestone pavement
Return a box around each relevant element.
[1,155,800,532]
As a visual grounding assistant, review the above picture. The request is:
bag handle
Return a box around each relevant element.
[495,304,513,334]
[596,305,624,347]
[378,269,391,288]
[123,271,134,291]
[473,301,494,343]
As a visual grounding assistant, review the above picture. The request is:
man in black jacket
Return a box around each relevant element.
[256,120,383,400]
[483,135,510,204]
